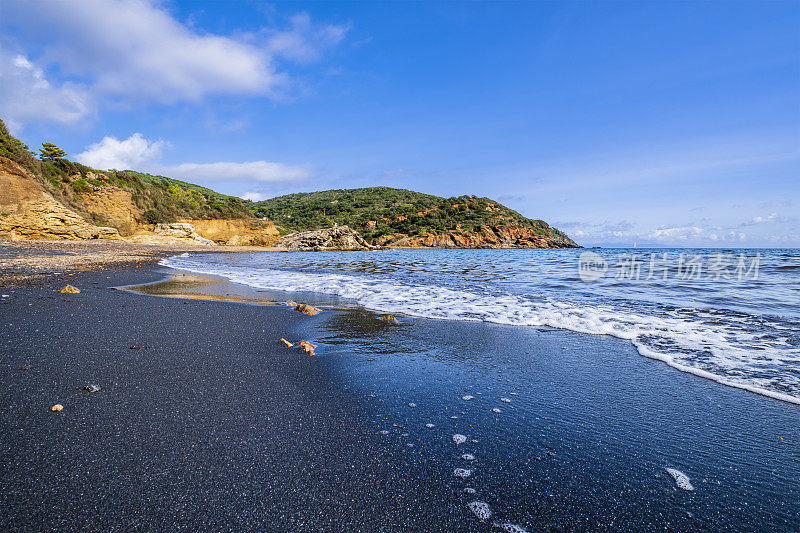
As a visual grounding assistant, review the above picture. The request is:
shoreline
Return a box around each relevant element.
[2,250,798,530]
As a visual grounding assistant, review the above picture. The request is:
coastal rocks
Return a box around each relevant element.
[297,340,317,356]
[295,303,321,316]
[51,404,63,412]
[177,218,280,246]
[59,285,80,293]
[154,223,215,245]
[378,224,578,249]
[274,225,374,251]
[379,315,399,324]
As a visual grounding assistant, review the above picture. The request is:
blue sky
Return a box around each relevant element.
[1,0,798,247]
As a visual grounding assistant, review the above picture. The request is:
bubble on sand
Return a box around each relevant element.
[408,403,417,408]
[379,430,389,435]
[425,423,435,428]
[454,468,472,478]
[467,501,492,521]
[462,395,474,400]
[461,453,475,461]
[492,408,502,414]
[666,468,695,491]
[463,487,476,494]
[494,522,528,533]
[453,434,467,444]
[500,398,511,403]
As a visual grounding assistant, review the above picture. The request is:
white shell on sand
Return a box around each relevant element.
[500,397,511,403]
[467,501,492,521]
[462,395,474,400]
[453,468,472,478]
[665,468,695,491]
[452,434,467,444]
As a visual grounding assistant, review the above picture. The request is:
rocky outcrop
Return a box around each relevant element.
[177,218,280,246]
[274,225,374,251]
[377,225,578,249]
[154,223,215,245]
[0,157,121,241]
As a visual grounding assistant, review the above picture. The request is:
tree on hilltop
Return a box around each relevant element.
[39,142,67,160]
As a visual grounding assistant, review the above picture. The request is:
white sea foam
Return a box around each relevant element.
[468,501,492,521]
[454,468,472,478]
[453,434,467,444]
[665,468,694,491]
[161,254,800,405]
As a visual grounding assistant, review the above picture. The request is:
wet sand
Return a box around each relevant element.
[1,260,798,530]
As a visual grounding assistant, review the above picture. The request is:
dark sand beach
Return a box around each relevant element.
[1,254,798,531]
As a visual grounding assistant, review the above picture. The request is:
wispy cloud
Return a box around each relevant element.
[1,0,348,126]
[75,133,310,191]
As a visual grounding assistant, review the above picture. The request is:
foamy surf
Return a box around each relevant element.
[161,251,800,405]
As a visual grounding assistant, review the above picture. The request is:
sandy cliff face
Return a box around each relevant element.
[0,157,121,240]
[79,187,143,235]
[177,218,280,246]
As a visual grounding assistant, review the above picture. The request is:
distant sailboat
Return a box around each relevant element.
[633,241,637,248]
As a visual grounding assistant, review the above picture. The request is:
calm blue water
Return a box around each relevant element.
[162,248,800,404]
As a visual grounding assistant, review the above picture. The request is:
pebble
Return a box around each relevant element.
[453,468,472,478]
[462,395,474,400]
[425,423,435,429]
[51,404,63,412]
[463,487,476,494]
[408,403,417,408]
[492,408,502,414]
[467,501,492,521]
[500,398,511,403]
[450,416,459,419]
[461,454,475,461]
[379,430,389,435]
[452,434,467,445]
[494,522,528,533]
[85,385,101,393]
[665,468,695,491]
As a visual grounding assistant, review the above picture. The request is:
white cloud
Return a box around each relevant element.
[241,192,269,202]
[3,0,348,124]
[75,133,310,190]
[75,133,165,170]
[164,161,310,183]
[0,49,92,132]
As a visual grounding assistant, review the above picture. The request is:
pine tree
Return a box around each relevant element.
[39,142,67,160]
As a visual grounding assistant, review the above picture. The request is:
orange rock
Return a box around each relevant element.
[380,315,399,324]
[285,300,297,307]
[295,303,321,316]
[297,340,317,356]
[59,285,80,294]
[280,338,293,347]
[51,404,63,412]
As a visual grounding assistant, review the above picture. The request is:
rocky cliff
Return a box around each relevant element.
[0,157,121,240]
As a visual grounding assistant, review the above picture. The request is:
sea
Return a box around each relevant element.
[162,247,800,405]
[158,247,800,529]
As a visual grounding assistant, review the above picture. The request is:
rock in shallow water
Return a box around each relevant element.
[295,303,321,316]
[665,468,694,491]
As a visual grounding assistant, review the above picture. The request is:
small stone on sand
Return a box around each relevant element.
[51,404,63,412]
[84,385,100,393]
[500,397,511,403]
[467,501,492,521]
[280,338,293,347]
[294,303,320,316]
[453,468,472,478]
[452,434,467,445]
[59,285,80,294]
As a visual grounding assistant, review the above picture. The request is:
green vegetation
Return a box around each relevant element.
[249,187,571,244]
[0,118,253,224]
[39,142,67,160]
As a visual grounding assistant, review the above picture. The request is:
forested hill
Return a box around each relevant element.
[248,187,578,248]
